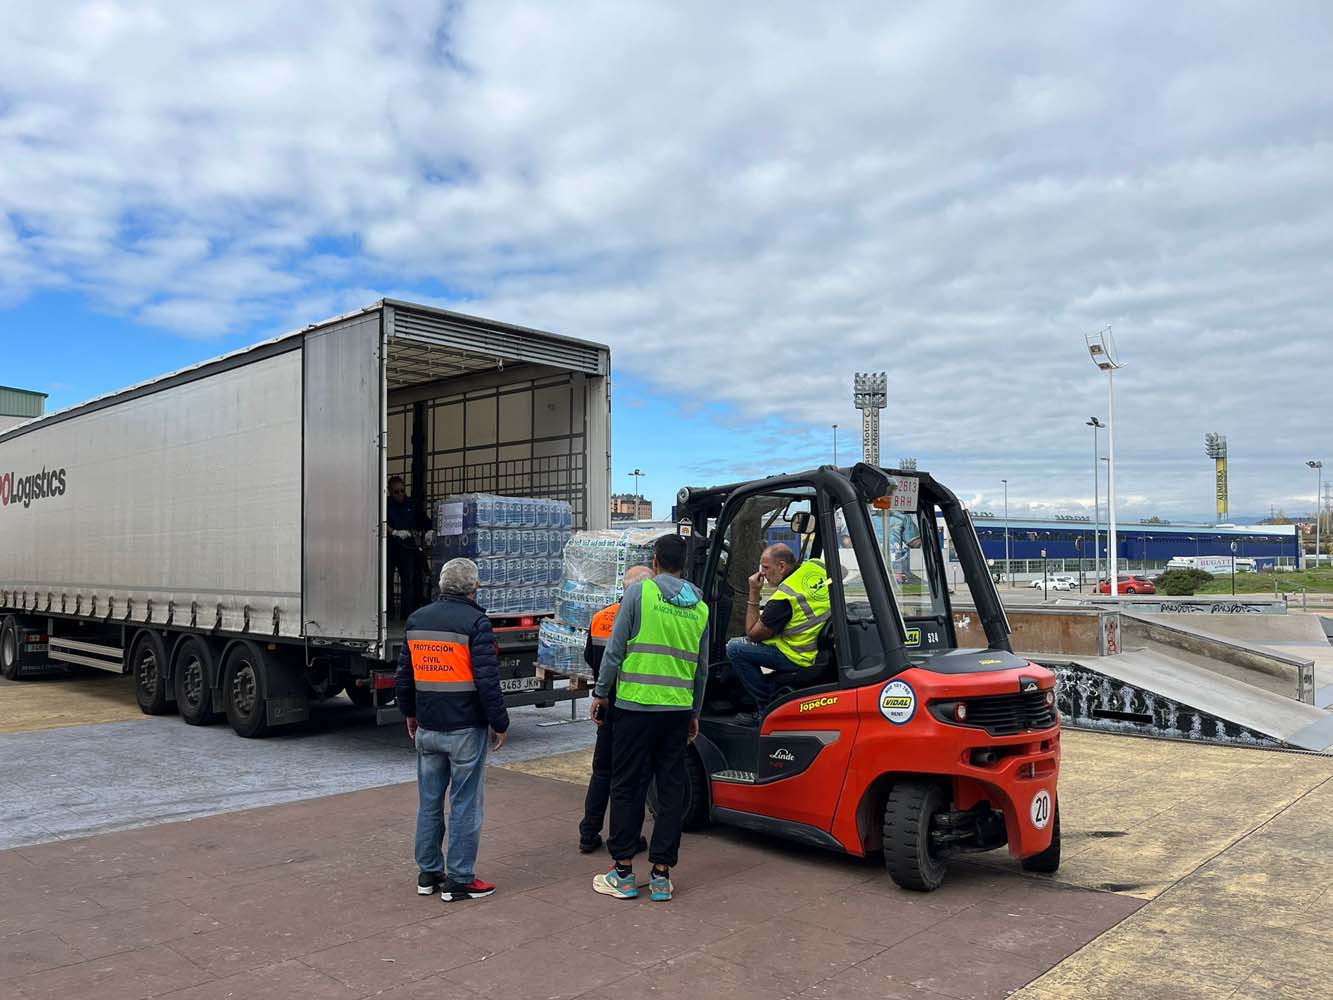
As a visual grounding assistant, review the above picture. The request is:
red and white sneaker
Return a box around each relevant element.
[441,877,496,901]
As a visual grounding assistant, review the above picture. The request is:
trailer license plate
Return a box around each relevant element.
[500,676,541,693]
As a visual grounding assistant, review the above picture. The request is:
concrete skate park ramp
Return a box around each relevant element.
[1040,650,1333,752]
[964,603,1333,751]
[1120,612,1320,705]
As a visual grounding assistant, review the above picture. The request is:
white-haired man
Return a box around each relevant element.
[395,558,510,902]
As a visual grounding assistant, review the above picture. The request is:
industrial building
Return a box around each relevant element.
[967,513,1301,578]
[0,385,46,432]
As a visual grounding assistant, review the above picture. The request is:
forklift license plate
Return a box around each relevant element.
[500,677,542,693]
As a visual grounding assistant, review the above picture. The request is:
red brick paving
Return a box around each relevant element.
[0,768,1142,999]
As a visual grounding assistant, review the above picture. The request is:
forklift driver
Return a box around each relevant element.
[387,475,434,620]
[725,543,832,721]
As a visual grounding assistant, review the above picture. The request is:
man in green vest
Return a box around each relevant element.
[590,534,708,903]
[726,543,832,720]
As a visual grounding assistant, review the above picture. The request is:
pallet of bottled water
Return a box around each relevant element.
[432,494,574,615]
[539,525,676,673]
[536,619,591,678]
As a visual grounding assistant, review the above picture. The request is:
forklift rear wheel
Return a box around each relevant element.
[132,630,174,716]
[222,641,270,738]
[1,616,22,680]
[1021,802,1061,874]
[647,749,711,831]
[883,781,949,892]
[344,682,375,708]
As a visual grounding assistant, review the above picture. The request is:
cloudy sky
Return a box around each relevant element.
[2,1,1330,522]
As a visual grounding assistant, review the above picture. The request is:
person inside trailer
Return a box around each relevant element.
[386,475,434,620]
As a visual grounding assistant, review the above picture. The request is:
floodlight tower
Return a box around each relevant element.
[1085,328,1123,592]
[1205,434,1229,520]
[853,372,886,465]
[898,457,918,471]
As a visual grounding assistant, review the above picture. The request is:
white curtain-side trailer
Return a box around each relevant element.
[0,300,611,736]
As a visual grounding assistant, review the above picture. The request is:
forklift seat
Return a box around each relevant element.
[769,623,836,698]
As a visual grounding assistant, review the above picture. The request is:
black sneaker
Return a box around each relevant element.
[580,833,649,854]
[579,833,604,854]
[441,876,497,901]
[417,871,442,896]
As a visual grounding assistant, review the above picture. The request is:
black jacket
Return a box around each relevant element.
[395,595,510,734]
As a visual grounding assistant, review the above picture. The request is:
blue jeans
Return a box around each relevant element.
[726,638,800,711]
[414,725,489,883]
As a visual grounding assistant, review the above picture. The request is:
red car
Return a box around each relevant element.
[1098,574,1156,595]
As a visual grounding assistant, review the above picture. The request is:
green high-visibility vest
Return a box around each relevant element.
[617,579,710,708]
[763,559,832,668]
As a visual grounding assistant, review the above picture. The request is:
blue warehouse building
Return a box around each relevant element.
[964,515,1300,578]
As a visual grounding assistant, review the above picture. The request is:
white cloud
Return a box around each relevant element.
[1,0,1331,516]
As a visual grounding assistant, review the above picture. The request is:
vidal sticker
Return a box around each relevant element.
[878,680,916,725]
[1030,790,1053,830]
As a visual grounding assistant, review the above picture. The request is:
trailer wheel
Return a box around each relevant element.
[173,636,221,726]
[344,682,375,708]
[1021,802,1061,874]
[883,781,949,892]
[647,748,711,831]
[222,641,269,738]
[132,630,174,716]
[1,616,22,681]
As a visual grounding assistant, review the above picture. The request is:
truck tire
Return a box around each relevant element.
[344,682,375,708]
[132,630,174,716]
[883,781,949,892]
[222,641,270,738]
[173,636,221,726]
[1021,802,1061,874]
[1,616,23,680]
[646,749,711,831]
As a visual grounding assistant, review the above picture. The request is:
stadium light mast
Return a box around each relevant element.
[853,372,886,465]
[854,372,888,560]
[1085,329,1122,593]
[1205,434,1229,521]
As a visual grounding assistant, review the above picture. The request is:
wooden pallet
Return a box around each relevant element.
[534,665,595,690]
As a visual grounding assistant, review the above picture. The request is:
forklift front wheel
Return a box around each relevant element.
[882,781,949,892]
[1020,801,1061,874]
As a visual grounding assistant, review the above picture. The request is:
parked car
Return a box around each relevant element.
[1098,574,1157,595]
[1029,575,1077,591]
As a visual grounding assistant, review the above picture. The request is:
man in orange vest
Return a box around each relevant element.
[578,565,653,853]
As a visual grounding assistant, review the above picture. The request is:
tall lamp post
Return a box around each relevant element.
[1086,329,1123,594]
[1002,478,1010,588]
[1087,417,1103,587]
[629,468,645,520]
[832,425,838,465]
[1309,461,1324,569]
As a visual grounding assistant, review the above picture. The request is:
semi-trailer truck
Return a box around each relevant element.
[0,300,611,737]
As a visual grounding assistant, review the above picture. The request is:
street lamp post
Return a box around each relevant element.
[832,425,838,465]
[1086,329,1123,595]
[1087,417,1103,587]
[1230,541,1237,596]
[1309,461,1324,570]
[629,468,645,520]
[1002,478,1010,589]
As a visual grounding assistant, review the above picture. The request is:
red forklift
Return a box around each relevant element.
[659,463,1060,891]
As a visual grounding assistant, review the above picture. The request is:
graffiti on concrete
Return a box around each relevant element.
[1050,661,1279,748]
